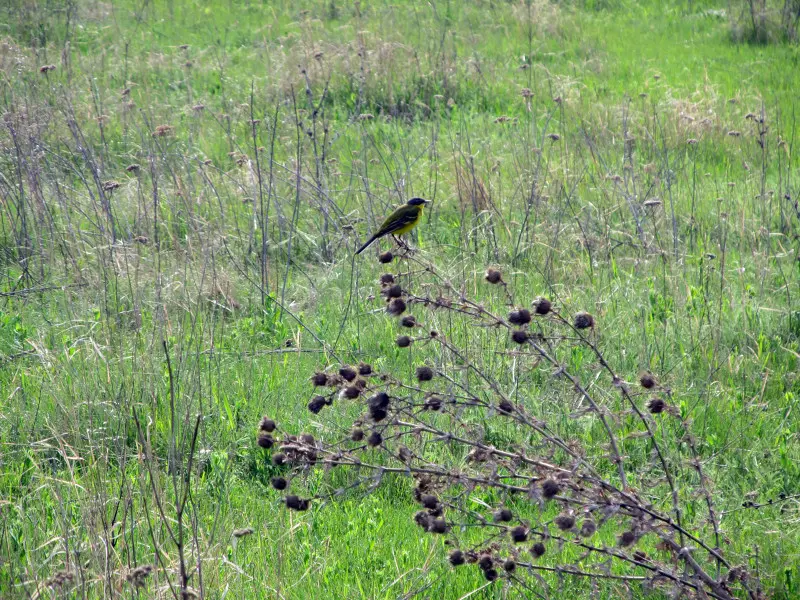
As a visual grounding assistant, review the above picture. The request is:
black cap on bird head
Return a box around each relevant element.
[407,197,428,206]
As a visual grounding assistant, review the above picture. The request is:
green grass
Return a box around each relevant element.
[1,0,799,598]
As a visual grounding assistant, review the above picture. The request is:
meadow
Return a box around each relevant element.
[1,0,799,598]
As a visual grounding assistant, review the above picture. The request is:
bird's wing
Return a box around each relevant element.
[376,206,419,236]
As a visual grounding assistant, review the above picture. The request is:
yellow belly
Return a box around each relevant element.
[393,208,422,235]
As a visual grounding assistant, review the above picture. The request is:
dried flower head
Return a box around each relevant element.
[285,495,310,511]
[39,64,57,73]
[259,417,276,432]
[449,549,465,566]
[343,385,361,399]
[498,399,514,415]
[533,297,552,315]
[541,479,561,499]
[378,251,394,264]
[503,559,517,572]
[272,452,287,466]
[396,335,412,348]
[511,330,528,344]
[369,405,388,422]
[102,180,121,192]
[380,274,395,286]
[368,392,390,410]
[126,164,141,173]
[400,315,417,328]
[414,510,432,529]
[384,284,403,299]
[339,366,357,381]
[494,507,513,522]
[510,525,528,543]
[429,518,447,534]
[153,124,174,137]
[555,514,575,531]
[530,542,546,558]
[308,395,328,414]
[639,372,657,389]
[478,554,493,570]
[421,494,439,509]
[367,431,382,447]
[508,309,531,326]
[257,432,274,449]
[271,476,288,490]
[647,397,666,414]
[618,530,637,547]
[351,427,365,441]
[485,268,503,284]
[358,363,373,376]
[126,565,153,588]
[311,372,328,386]
[387,298,407,316]
[573,311,594,330]
[483,568,499,581]
[416,366,434,382]
[424,395,443,411]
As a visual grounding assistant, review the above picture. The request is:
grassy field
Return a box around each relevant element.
[1,0,799,598]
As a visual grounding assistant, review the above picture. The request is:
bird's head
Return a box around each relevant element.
[407,197,429,206]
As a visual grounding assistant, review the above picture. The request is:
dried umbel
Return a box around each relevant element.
[263,256,756,599]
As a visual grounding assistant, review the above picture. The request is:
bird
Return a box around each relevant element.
[355,197,429,254]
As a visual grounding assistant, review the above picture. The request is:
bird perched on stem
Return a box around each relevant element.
[356,197,429,255]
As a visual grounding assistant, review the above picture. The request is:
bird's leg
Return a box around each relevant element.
[392,235,411,254]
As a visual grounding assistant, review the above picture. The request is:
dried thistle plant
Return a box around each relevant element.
[258,253,757,600]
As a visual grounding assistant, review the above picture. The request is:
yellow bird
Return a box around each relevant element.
[356,197,429,254]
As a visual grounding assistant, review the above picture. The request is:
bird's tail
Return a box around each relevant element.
[355,234,381,255]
